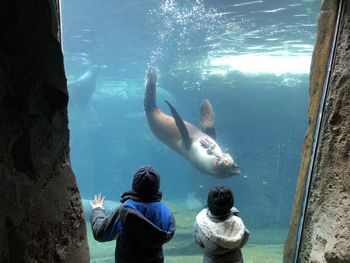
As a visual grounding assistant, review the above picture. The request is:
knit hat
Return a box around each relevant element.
[132,166,160,197]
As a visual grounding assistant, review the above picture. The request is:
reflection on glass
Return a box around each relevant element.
[61,0,319,262]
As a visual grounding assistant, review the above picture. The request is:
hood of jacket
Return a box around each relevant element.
[119,205,175,249]
[196,208,246,250]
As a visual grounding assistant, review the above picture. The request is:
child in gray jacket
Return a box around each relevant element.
[193,185,249,263]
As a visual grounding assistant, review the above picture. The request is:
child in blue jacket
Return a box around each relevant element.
[90,166,176,263]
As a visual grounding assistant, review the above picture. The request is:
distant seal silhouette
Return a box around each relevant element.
[68,64,100,107]
[144,69,240,178]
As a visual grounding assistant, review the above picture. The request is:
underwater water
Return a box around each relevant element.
[62,0,320,261]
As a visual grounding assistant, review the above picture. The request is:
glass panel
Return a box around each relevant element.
[61,0,320,262]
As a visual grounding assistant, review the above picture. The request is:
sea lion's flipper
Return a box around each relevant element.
[164,100,192,149]
[200,99,216,140]
[144,69,158,113]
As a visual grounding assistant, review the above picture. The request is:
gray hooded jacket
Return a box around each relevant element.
[193,208,249,263]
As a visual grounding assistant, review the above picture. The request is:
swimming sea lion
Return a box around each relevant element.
[144,69,240,178]
[68,64,100,107]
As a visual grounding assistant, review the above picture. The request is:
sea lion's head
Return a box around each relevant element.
[193,136,240,178]
[213,152,240,178]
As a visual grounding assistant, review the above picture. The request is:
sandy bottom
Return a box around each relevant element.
[88,202,286,263]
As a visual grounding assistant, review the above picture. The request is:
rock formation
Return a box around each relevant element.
[0,0,89,261]
[284,0,350,262]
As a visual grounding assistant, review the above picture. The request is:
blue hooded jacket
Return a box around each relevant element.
[91,198,175,263]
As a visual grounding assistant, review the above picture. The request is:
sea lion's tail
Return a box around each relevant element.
[144,69,158,113]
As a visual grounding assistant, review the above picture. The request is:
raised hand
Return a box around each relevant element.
[90,193,105,210]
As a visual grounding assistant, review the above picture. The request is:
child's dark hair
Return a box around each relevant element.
[207,185,234,216]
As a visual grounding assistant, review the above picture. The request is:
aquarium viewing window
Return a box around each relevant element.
[61,0,321,262]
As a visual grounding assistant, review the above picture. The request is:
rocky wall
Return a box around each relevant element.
[284,0,350,262]
[0,0,89,262]
[298,0,350,261]
[284,0,338,261]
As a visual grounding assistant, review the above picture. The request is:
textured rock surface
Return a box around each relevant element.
[284,0,350,262]
[0,0,89,262]
[298,1,350,262]
[283,0,338,261]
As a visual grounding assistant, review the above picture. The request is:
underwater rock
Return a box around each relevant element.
[281,77,301,88]
[185,193,204,210]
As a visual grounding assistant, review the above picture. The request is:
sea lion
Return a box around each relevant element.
[68,64,100,107]
[144,69,240,178]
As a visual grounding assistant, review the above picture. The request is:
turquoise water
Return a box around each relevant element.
[62,0,320,261]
